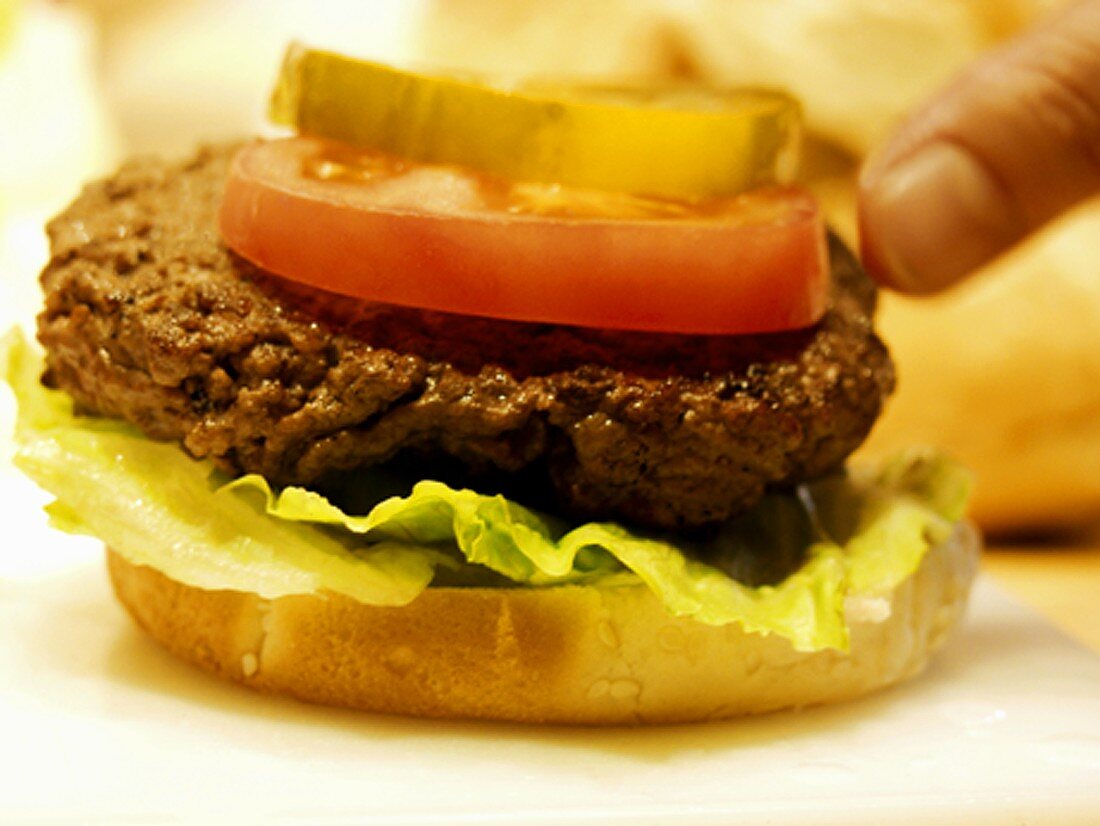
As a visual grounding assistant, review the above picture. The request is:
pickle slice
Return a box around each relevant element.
[270,42,802,199]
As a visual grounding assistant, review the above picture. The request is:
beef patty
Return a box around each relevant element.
[37,144,894,531]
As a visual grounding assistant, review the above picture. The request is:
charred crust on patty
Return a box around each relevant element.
[38,144,895,531]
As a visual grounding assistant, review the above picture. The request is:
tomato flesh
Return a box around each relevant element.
[218,138,828,335]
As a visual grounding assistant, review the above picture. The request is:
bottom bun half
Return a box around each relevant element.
[107,522,979,725]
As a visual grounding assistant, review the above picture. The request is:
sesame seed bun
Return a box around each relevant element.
[106,520,979,725]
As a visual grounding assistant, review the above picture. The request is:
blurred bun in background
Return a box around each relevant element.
[417,0,1099,535]
[861,205,1100,533]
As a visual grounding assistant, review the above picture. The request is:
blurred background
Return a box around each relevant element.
[1,0,1098,540]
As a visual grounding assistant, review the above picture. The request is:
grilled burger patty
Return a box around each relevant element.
[38,144,894,531]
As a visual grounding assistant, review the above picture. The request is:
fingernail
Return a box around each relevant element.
[859,141,1023,292]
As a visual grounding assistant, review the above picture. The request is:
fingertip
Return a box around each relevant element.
[857,165,934,295]
[857,0,1100,294]
[857,207,899,293]
[857,141,1024,295]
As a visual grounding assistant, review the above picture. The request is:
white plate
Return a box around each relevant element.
[2,459,1099,826]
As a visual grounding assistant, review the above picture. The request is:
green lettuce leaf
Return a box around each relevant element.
[3,329,971,652]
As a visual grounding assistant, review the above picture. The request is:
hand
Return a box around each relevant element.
[857,0,1100,293]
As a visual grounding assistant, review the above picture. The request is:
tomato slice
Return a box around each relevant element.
[219,138,828,335]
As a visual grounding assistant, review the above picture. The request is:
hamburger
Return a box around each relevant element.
[5,45,978,724]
